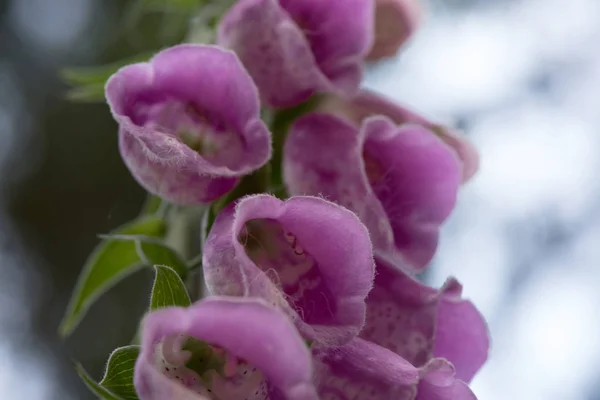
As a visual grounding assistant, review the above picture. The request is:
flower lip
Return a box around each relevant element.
[203,194,375,346]
[135,297,318,400]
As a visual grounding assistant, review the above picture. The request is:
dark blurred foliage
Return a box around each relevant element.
[0,0,195,397]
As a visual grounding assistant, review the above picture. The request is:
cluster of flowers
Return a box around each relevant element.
[104,0,489,398]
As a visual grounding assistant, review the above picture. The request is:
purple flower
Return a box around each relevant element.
[283,113,461,270]
[105,44,271,205]
[134,296,318,400]
[312,338,477,399]
[361,255,489,383]
[217,0,374,107]
[203,194,375,346]
[318,90,480,183]
[368,0,421,61]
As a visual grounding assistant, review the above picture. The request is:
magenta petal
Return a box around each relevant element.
[313,338,420,399]
[284,113,460,270]
[134,297,317,400]
[105,44,271,204]
[203,195,375,346]
[416,359,477,400]
[361,256,489,381]
[362,116,461,267]
[218,0,373,107]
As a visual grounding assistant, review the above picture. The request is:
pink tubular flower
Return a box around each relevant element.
[202,194,375,347]
[362,255,490,383]
[105,44,271,205]
[318,90,480,183]
[284,113,461,270]
[134,297,318,400]
[217,0,374,108]
[368,0,422,61]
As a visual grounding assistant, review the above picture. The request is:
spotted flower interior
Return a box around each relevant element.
[238,218,338,326]
[154,334,267,400]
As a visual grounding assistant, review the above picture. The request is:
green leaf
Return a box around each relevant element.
[76,363,122,400]
[151,265,191,310]
[141,0,202,11]
[62,51,157,103]
[99,346,141,400]
[59,216,167,337]
[65,84,106,103]
[62,52,156,86]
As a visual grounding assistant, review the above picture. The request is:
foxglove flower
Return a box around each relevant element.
[105,44,271,205]
[203,194,375,346]
[284,113,460,270]
[134,297,318,400]
[313,338,477,399]
[217,0,374,107]
[368,0,421,61]
[362,255,489,382]
[318,90,480,183]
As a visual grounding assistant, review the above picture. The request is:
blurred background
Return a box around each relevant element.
[0,0,598,398]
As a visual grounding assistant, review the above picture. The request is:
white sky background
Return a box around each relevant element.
[366,0,600,399]
[1,0,600,399]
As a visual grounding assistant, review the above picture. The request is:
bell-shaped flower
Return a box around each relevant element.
[361,255,489,383]
[368,0,422,61]
[134,296,318,400]
[203,194,375,346]
[284,113,460,270]
[217,0,374,108]
[312,338,477,399]
[105,44,271,205]
[318,90,480,183]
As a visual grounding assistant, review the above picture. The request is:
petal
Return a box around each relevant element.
[416,359,477,400]
[283,113,395,256]
[361,256,438,366]
[134,297,317,400]
[362,116,461,268]
[318,90,480,183]
[362,255,489,380]
[105,44,271,204]
[367,0,421,61]
[203,195,375,346]
[313,338,419,399]
[218,0,327,107]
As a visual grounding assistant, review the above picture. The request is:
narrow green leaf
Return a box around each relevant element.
[99,346,141,400]
[61,52,156,86]
[59,216,166,337]
[76,363,122,400]
[141,0,202,12]
[65,84,106,103]
[151,265,191,310]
